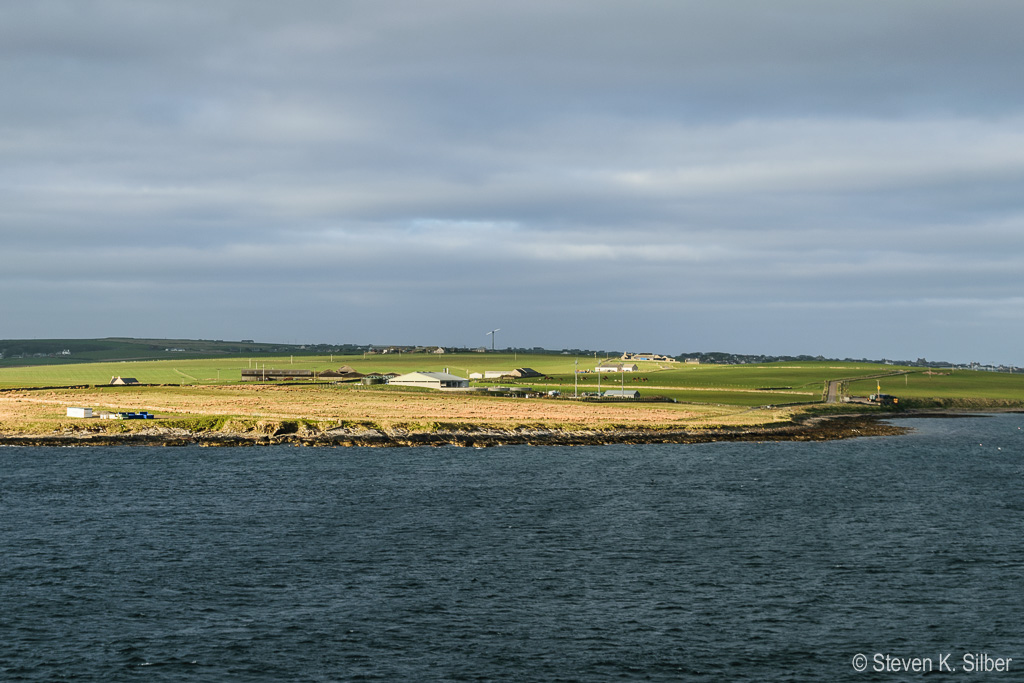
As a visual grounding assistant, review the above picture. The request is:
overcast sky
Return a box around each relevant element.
[4,1,1023,364]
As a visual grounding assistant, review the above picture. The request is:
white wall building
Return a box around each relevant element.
[603,389,640,398]
[596,363,639,373]
[387,371,470,389]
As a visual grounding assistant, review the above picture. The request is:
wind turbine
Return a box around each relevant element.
[486,328,500,352]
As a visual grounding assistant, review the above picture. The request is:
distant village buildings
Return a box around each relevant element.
[366,346,450,355]
[621,352,676,363]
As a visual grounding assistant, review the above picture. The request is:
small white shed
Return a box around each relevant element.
[67,407,93,418]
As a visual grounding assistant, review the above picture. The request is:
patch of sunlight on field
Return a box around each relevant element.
[0,384,797,434]
[3,356,1021,424]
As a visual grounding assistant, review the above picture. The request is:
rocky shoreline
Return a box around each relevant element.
[0,413,916,447]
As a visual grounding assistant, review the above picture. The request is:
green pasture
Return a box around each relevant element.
[539,361,890,393]
[847,371,1024,404]
[627,388,815,407]
[0,337,296,366]
[655,362,887,389]
[0,357,255,386]
[0,354,872,390]
[0,352,639,387]
[1,353,1021,409]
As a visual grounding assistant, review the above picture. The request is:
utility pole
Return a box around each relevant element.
[574,358,578,398]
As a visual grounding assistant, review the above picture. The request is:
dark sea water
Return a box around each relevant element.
[2,414,1023,682]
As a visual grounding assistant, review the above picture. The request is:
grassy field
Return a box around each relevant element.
[0,354,892,387]
[0,337,308,366]
[1,353,1021,400]
[0,383,794,436]
[1,353,1021,436]
[847,371,1024,408]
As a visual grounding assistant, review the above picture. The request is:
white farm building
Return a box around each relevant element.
[596,362,639,373]
[387,371,470,389]
[603,389,640,398]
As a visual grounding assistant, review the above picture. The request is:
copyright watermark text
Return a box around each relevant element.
[852,653,1013,674]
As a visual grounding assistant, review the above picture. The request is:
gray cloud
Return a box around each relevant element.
[2,1,1023,363]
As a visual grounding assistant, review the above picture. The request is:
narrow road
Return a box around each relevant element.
[825,371,908,403]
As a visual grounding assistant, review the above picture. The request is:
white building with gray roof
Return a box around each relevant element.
[387,371,469,389]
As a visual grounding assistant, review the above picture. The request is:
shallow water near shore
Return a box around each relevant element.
[2,414,1022,681]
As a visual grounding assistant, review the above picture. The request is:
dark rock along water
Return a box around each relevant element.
[1,414,1022,682]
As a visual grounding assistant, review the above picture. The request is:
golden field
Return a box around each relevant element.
[0,383,798,436]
